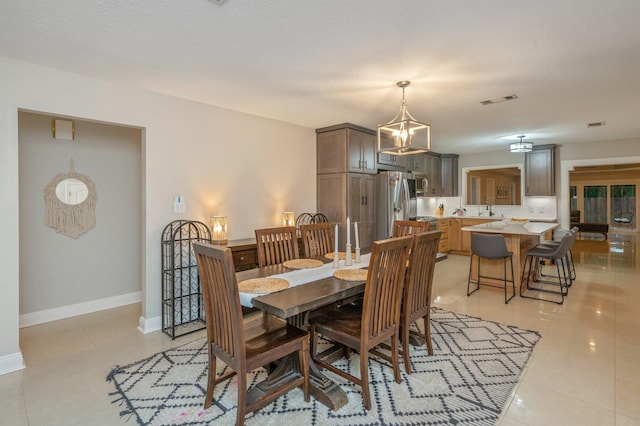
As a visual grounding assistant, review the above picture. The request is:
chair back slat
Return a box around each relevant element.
[193,242,244,365]
[300,222,334,258]
[392,220,431,238]
[255,226,299,267]
[404,231,441,321]
[362,236,412,345]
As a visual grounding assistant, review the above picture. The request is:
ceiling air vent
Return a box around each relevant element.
[587,121,606,128]
[480,94,518,106]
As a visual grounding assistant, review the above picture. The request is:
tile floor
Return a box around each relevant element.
[1,232,638,425]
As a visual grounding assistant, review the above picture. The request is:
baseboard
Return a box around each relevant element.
[19,291,142,328]
[138,315,161,334]
[0,351,25,376]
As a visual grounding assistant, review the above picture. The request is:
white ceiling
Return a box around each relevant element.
[2,0,640,154]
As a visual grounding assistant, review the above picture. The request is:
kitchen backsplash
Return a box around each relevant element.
[417,196,558,221]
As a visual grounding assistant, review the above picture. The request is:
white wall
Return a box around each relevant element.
[0,57,316,374]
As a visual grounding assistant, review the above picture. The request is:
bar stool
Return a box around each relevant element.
[520,233,574,304]
[538,227,578,285]
[467,233,516,304]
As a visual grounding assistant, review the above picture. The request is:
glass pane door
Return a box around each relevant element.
[611,184,636,229]
[583,185,607,223]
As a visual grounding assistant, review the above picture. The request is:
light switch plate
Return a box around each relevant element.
[173,196,185,213]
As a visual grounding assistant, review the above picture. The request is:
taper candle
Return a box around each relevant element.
[334,223,338,252]
[354,221,359,248]
[346,217,350,245]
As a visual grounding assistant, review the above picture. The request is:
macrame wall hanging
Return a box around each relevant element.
[43,159,97,238]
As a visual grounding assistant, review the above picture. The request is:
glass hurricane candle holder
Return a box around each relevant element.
[210,216,228,245]
[282,211,295,227]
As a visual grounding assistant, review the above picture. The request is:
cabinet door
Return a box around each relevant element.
[360,174,375,223]
[440,154,459,196]
[425,153,441,196]
[317,174,347,224]
[449,219,462,251]
[408,153,426,173]
[525,145,555,196]
[347,129,364,173]
[347,173,363,222]
[317,129,347,174]
[360,132,377,174]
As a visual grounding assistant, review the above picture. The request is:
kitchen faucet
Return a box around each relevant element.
[486,198,494,216]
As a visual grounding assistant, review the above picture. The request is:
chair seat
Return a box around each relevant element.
[311,304,363,346]
[244,315,309,365]
[526,243,566,259]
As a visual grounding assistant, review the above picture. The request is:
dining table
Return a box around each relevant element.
[236,253,372,411]
[461,220,559,286]
[235,250,448,411]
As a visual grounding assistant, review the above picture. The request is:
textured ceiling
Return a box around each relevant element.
[2,0,640,154]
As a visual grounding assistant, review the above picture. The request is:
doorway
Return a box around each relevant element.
[568,163,639,232]
[18,111,143,325]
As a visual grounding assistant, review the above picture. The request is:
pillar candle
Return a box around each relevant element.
[354,221,359,248]
[334,223,338,252]
[346,217,350,245]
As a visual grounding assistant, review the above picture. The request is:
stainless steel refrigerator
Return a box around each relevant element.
[376,171,417,239]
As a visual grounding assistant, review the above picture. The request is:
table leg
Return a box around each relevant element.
[247,313,349,411]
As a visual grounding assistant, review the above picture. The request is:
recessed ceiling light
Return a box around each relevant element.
[209,0,229,5]
[480,94,518,106]
[587,121,606,128]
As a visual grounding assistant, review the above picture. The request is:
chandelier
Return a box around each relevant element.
[509,135,533,153]
[377,81,431,156]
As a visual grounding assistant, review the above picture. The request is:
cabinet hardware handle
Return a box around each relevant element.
[240,256,244,260]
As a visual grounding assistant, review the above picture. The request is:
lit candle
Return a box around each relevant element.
[346,217,350,245]
[334,223,338,252]
[354,221,359,248]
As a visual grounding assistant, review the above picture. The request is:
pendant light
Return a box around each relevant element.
[509,135,533,153]
[377,81,431,156]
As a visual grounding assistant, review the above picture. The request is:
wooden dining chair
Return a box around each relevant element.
[192,241,310,426]
[300,222,334,258]
[371,231,441,374]
[392,220,431,237]
[309,235,412,410]
[255,226,299,267]
[399,231,441,372]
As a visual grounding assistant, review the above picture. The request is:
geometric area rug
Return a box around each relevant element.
[107,308,540,426]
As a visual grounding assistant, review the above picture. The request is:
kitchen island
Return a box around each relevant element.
[461,221,559,286]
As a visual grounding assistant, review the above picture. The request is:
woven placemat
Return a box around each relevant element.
[333,269,368,281]
[324,251,355,260]
[282,259,324,269]
[238,277,290,294]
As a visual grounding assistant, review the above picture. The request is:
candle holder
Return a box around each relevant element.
[355,247,361,263]
[210,216,228,245]
[345,244,352,266]
[281,211,295,227]
[333,251,340,269]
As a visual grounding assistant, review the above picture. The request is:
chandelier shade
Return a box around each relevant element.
[377,81,431,156]
[509,135,533,153]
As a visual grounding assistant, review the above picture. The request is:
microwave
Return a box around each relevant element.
[414,174,430,195]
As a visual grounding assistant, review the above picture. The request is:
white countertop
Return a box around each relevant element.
[461,221,558,236]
